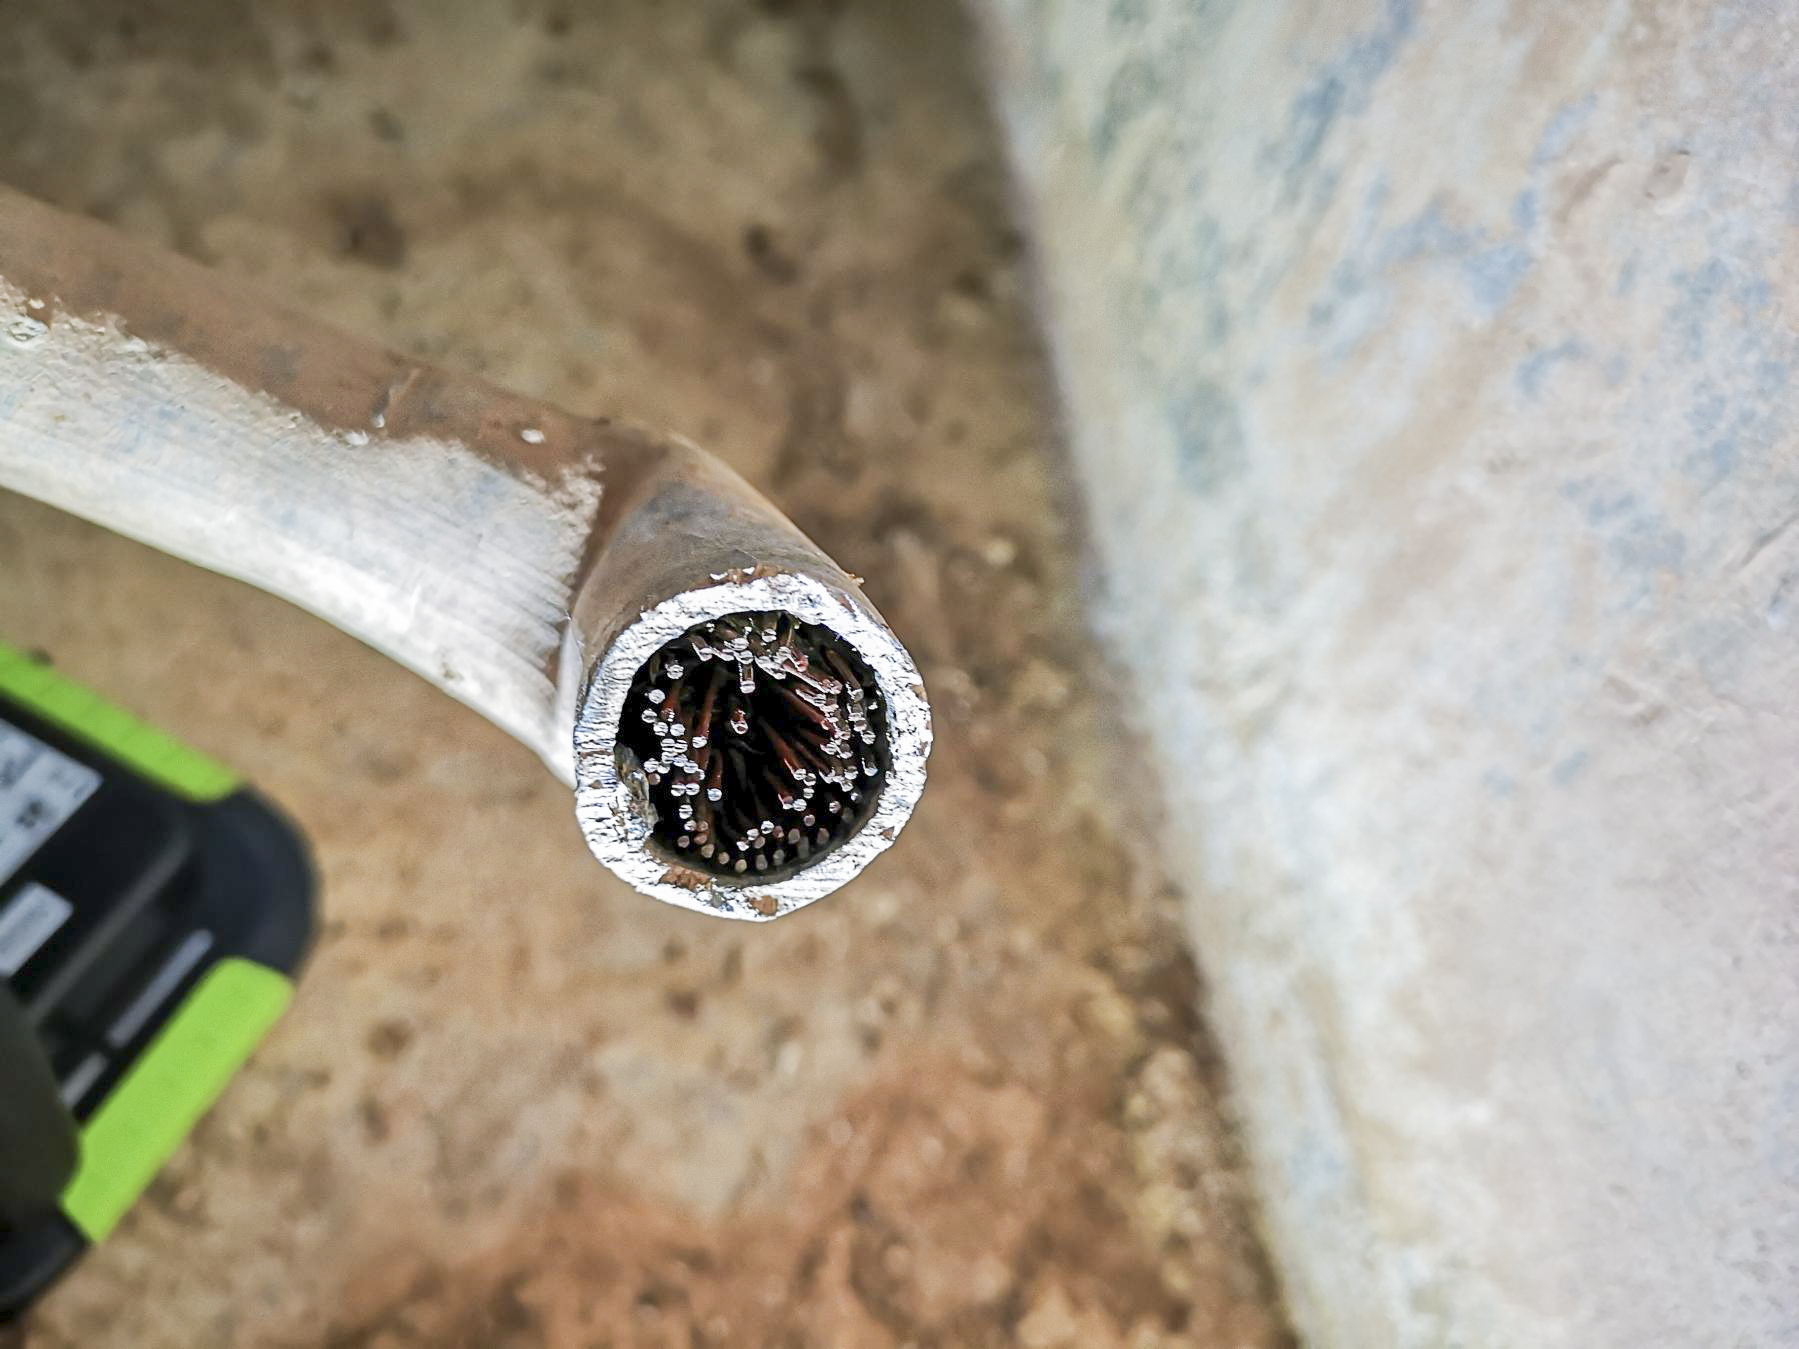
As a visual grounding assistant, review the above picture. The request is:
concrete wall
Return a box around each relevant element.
[978,1,1799,1343]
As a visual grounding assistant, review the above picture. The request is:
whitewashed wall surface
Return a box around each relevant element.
[980,1,1799,1344]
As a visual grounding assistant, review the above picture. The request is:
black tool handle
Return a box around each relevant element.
[0,981,77,1226]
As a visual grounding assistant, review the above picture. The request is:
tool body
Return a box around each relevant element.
[0,644,315,1318]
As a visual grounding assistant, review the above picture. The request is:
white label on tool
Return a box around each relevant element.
[0,717,100,888]
[0,880,74,977]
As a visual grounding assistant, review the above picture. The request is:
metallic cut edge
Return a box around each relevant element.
[573,573,931,921]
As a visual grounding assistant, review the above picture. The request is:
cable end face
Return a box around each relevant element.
[573,571,930,920]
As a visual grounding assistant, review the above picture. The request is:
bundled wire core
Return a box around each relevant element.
[621,611,890,880]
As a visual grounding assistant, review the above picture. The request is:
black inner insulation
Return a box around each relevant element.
[620,612,890,881]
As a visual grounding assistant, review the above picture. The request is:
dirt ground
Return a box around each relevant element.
[0,3,1290,1345]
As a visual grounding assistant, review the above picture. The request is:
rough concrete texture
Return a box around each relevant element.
[0,2,1291,1347]
[979,0,1799,1344]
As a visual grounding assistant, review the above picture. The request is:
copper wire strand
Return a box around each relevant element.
[624,612,888,878]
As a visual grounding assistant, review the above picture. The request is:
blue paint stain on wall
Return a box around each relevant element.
[1686,384,1730,439]
[1612,514,1687,582]
[1297,63,1617,346]
[1667,258,1731,361]
[1649,254,1794,489]
[1564,482,1689,605]
[1461,241,1532,316]
[1551,750,1589,786]
[1269,0,1416,198]
[1383,204,1482,264]
[1678,355,1791,487]
[1169,378,1246,493]
[1093,56,1161,164]
[1307,199,1535,353]
[1281,75,1347,198]
[1532,94,1596,167]
[1512,188,1541,232]
[1298,90,1659,355]
[1683,435,1741,489]
[1516,339,1587,398]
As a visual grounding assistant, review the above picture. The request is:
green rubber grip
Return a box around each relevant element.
[59,959,293,1242]
[0,642,237,801]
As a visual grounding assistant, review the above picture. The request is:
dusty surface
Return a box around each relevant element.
[0,3,1288,1347]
